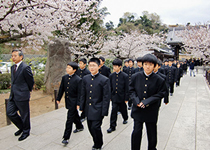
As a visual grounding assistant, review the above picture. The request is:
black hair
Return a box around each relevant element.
[124,59,129,63]
[128,58,134,63]
[79,58,87,64]
[88,57,100,66]
[141,54,157,66]
[112,58,122,66]
[169,58,174,62]
[157,59,162,66]
[99,56,105,62]
[67,62,78,70]
[164,59,169,62]
[12,49,24,60]
[136,57,142,62]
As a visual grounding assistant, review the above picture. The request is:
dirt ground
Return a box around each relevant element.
[0,90,65,128]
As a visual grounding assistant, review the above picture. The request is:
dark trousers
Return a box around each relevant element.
[176,78,181,86]
[110,102,128,129]
[87,119,103,149]
[63,109,83,139]
[6,99,30,134]
[80,107,86,119]
[131,120,157,150]
[128,99,133,107]
[169,82,174,94]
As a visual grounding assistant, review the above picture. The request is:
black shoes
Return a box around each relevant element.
[73,128,84,133]
[18,133,29,141]
[14,129,23,136]
[123,120,128,124]
[92,146,102,150]
[107,128,115,133]
[62,139,69,145]
[92,148,102,150]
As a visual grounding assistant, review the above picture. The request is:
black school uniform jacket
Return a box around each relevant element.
[156,71,169,104]
[56,74,81,110]
[134,67,143,73]
[99,65,111,78]
[80,73,111,120]
[76,68,91,78]
[129,72,165,122]
[109,71,129,103]
[165,66,177,84]
[176,67,183,79]
[125,67,135,82]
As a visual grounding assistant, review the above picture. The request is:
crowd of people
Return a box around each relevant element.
[7,49,201,150]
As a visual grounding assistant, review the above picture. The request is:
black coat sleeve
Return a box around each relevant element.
[56,77,64,101]
[23,66,34,91]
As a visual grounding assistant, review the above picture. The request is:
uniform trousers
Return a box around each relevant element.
[87,119,103,149]
[63,109,83,139]
[176,78,181,86]
[6,99,30,134]
[169,82,175,94]
[80,106,86,119]
[110,102,128,129]
[131,120,157,150]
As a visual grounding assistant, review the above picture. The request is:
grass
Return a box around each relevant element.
[0,89,10,94]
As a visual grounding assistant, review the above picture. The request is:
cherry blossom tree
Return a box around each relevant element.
[175,24,210,62]
[101,30,167,59]
[0,0,103,58]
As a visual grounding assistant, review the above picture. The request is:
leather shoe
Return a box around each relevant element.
[62,139,69,145]
[123,120,128,124]
[14,130,23,136]
[18,133,29,141]
[107,127,115,133]
[73,128,84,133]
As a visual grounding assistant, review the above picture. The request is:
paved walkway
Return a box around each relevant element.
[1,68,210,150]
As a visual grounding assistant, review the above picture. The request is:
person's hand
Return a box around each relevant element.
[125,101,128,103]
[77,105,80,110]
[56,101,60,104]
[137,102,145,108]
[165,103,168,105]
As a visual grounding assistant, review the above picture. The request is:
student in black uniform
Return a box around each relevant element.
[125,58,135,110]
[107,59,129,133]
[76,58,90,78]
[80,58,111,150]
[158,59,165,75]
[134,57,143,73]
[56,62,84,145]
[154,59,169,105]
[99,56,111,78]
[123,59,129,72]
[75,58,90,122]
[176,62,183,86]
[129,54,165,150]
[165,58,177,96]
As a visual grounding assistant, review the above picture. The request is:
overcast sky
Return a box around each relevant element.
[99,0,210,26]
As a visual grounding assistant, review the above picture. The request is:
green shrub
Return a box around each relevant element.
[34,74,45,90]
[0,73,11,89]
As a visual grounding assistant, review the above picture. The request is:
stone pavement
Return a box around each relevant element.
[1,68,210,150]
